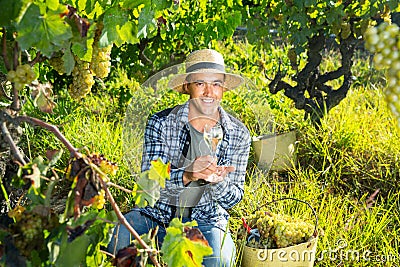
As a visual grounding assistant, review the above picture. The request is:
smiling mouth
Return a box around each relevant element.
[201,98,215,103]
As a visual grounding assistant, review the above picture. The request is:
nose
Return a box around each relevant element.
[203,82,212,96]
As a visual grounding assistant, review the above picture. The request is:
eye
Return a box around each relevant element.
[212,81,223,88]
[194,81,205,87]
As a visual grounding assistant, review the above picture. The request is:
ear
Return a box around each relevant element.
[182,82,189,94]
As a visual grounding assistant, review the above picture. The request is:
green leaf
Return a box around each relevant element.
[148,158,170,188]
[116,21,139,45]
[71,38,94,61]
[77,0,88,12]
[227,11,242,30]
[47,0,60,11]
[137,6,157,39]
[62,47,75,75]
[153,0,171,11]
[199,0,207,11]
[101,6,136,46]
[48,237,61,264]
[16,4,72,57]
[86,1,104,20]
[136,171,160,207]
[55,234,91,267]
[0,0,25,26]
[120,0,150,9]
[161,218,213,267]
[26,185,46,205]
[32,155,50,175]
[84,210,116,248]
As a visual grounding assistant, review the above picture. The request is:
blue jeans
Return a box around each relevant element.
[107,208,236,267]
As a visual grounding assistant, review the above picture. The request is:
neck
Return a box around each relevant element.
[188,112,220,133]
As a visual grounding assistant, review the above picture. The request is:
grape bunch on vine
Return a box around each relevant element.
[364,21,400,125]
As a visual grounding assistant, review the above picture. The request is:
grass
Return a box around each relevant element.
[20,42,400,266]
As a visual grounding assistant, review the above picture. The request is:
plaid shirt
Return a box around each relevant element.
[140,101,251,228]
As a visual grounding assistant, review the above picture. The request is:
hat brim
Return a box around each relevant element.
[168,69,244,94]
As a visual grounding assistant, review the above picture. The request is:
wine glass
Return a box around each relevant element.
[203,123,223,159]
[199,123,223,184]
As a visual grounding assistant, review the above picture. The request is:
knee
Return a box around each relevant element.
[106,209,150,254]
[203,251,236,267]
[203,234,236,267]
[106,223,132,254]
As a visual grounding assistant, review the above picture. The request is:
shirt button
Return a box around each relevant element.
[185,141,189,145]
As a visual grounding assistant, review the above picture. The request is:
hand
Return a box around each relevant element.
[183,155,217,184]
[203,165,235,184]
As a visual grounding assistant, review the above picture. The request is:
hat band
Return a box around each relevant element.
[186,62,225,73]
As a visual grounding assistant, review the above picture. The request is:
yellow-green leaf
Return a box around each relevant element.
[161,218,213,267]
[148,158,170,188]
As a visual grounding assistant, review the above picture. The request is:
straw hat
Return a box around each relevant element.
[168,49,244,93]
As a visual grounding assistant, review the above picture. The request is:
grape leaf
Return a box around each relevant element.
[55,234,91,266]
[47,0,59,11]
[0,0,25,26]
[86,1,104,20]
[71,37,94,62]
[153,0,171,11]
[62,47,75,75]
[101,6,137,47]
[120,0,151,9]
[135,171,160,207]
[148,158,170,188]
[32,82,57,113]
[161,218,213,267]
[137,6,157,39]
[16,3,73,57]
[116,21,139,45]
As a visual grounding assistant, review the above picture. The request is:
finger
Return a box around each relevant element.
[203,155,216,162]
[190,171,211,180]
[205,174,224,183]
[205,163,217,172]
[217,165,235,173]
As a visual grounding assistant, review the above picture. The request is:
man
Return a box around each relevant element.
[108,49,251,266]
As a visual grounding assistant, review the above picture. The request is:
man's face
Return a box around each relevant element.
[184,72,225,116]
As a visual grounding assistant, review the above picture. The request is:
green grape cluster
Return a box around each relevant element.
[245,211,314,249]
[12,211,44,257]
[90,42,113,79]
[49,54,66,75]
[364,22,400,121]
[11,209,59,257]
[68,57,95,100]
[6,64,36,91]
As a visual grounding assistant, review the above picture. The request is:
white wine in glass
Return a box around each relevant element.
[203,123,223,158]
